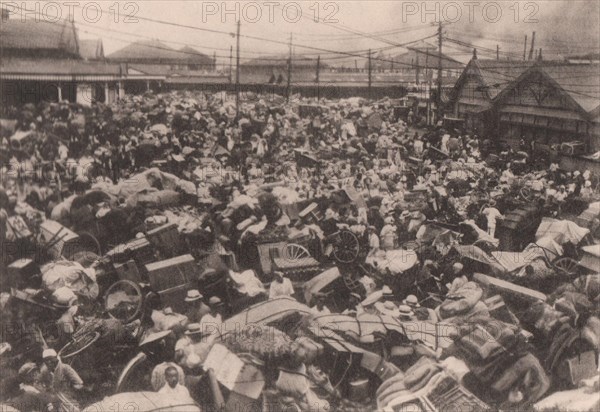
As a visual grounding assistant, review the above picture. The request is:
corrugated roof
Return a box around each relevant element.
[79,39,104,60]
[0,18,79,56]
[0,57,121,75]
[107,40,213,65]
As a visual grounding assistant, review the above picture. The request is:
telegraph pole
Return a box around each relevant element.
[523,35,527,60]
[316,55,321,100]
[496,45,499,60]
[436,21,443,122]
[235,20,241,118]
[528,31,536,61]
[367,49,372,99]
[229,45,233,83]
[286,32,293,102]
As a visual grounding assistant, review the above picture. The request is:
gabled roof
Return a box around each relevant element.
[79,39,104,60]
[495,63,600,117]
[107,40,213,65]
[0,18,79,57]
[474,59,535,99]
[542,64,600,113]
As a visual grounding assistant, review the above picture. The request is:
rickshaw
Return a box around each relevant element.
[115,297,314,394]
[83,392,202,412]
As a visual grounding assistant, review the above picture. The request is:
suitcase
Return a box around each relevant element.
[145,254,197,291]
[147,223,182,258]
[7,258,37,289]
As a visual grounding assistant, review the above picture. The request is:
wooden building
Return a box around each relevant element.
[0,18,161,106]
[449,52,533,136]
[494,63,600,152]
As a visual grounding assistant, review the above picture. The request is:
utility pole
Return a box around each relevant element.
[286,32,293,102]
[415,54,419,84]
[496,45,499,60]
[316,55,321,100]
[213,51,217,71]
[437,20,443,122]
[229,45,233,83]
[367,49,372,99]
[523,35,527,60]
[528,31,536,61]
[235,20,240,118]
[425,49,430,126]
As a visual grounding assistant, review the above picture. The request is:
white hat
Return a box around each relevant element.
[42,349,58,359]
[397,304,414,318]
[375,301,400,318]
[402,295,421,307]
[185,289,203,302]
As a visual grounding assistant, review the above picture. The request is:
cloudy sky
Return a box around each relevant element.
[10,1,600,66]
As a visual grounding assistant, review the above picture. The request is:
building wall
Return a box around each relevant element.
[497,73,593,149]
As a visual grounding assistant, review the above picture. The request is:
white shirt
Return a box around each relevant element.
[269,278,295,299]
[159,383,191,398]
[482,207,504,226]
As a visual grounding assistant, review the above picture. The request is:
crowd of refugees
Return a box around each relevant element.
[0,90,599,412]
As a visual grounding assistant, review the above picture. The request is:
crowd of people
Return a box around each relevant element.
[1,90,599,411]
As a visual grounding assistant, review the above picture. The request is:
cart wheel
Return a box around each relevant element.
[64,231,102,259]
[519,187,533,202]
[58,331,100,360]
[552,257,580,277]
[104,280,143,324]
[283,243,311,261]
[333,230,360,264]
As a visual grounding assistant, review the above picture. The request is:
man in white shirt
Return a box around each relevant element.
[269,271,295,299]
[159,366,191,398]
[199,297,224,343]
[481,200,504,238]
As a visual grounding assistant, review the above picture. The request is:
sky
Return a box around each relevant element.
[7,1,600,67]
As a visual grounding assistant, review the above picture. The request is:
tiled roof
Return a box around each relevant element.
[0,18,79,56]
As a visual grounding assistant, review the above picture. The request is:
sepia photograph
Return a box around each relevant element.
[0,0,599,411]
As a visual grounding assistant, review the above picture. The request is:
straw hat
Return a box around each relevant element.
[208,296,222,306]
[375,301,400,318]
[402,295,421,308]
[185,289,203,302]
[184,323,205,336]
[397,304,414,318]
[42,349,58,359]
